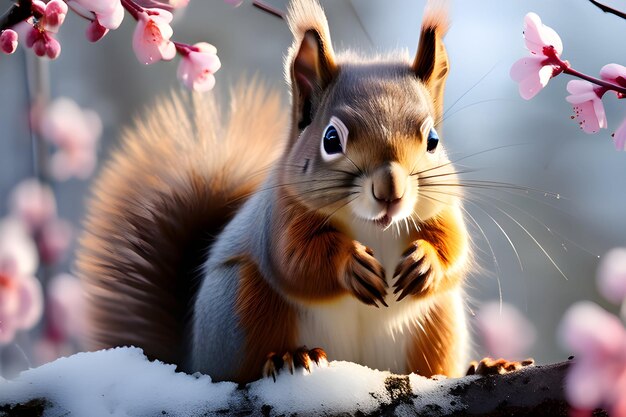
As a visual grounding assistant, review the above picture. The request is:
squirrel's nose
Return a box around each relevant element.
[371,162,407,209]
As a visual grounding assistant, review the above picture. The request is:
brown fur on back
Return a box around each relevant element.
[76,82,287,366]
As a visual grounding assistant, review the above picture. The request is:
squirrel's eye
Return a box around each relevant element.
[427,128,439,153]
[320,116,348,162]
[323,125,343,155]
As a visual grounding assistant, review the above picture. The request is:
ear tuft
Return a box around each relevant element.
[421,0,450,36]
[286,0,333,49]
[285,0,337,134]
[413,0,450,123]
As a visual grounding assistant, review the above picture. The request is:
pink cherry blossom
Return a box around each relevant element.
[0,30,18,54]
[600,63,626,98]
[510,13,564,100]
[8,179,57,232]
[86,20,108,43]
[41,0,68,33]
[0,269,44,345]
[46,273,86,343]
[72,0,124,30]
[0,219,43,345]
[613,118,626,151]
[177,43,221,92]
[37,218,73,265]
[21,0,67,59]
[38,98,102,181]
[50,146,98,181]
[0,219,38,278]
[24,24,61,59]
[476,301,536,360]
[566,80,607,134]
[35,274,85,364]
[597,248,626,305]
[132,8,176,65]
[559,302,626,416]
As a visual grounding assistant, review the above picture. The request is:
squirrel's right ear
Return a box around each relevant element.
[286,0,337,132]
[412,2,449,124]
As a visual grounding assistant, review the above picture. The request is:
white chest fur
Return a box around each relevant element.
[297,221,433,373]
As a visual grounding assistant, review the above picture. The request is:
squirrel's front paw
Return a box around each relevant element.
[342,241,388,307]
[393,240,443,301]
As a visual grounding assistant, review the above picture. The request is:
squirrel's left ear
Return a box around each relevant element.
[286,0,338,134]
[412,3,449,123]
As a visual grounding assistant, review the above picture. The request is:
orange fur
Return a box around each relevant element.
[270,190,351,302]
[420,208,467,258]
[77,82,287,366]
[406,292,465,377]
[234,258,298,383]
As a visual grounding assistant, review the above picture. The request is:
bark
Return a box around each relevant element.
[0,1,33,32]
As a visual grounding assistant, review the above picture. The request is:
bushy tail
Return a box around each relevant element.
[76,81,287,366]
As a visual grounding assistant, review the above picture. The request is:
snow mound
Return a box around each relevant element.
[0,347,464,416]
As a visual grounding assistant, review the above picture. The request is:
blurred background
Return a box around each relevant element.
[0,0,624,378]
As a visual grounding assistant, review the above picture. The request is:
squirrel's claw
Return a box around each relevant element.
[466,357,535,376]
[262,347,329,382]
[343,242,388,307]
[262,352,285,382]
[393,240,441,301]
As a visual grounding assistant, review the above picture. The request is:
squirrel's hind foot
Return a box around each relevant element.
[263,347,328,382]
[466,357,534,376]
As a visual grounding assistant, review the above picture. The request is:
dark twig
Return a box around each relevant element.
[588,0,626,20]
[252,0,284,19]
[0,0,33,31]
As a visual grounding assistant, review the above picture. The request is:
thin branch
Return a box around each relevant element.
[0,0,33,31]
[544,51,626,96]
[563,66,626,96]
[252,0,284,19]
[588,0,626,20]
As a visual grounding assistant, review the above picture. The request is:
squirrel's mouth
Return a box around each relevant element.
[374,214,393,229]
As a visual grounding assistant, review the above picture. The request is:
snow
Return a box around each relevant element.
[0,348,236,417]
[0,347,466,416]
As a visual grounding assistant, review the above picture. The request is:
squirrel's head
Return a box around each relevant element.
[281,0,457,230]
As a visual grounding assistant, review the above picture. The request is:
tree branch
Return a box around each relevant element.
[252,0,284,19]
[0,0,33,31]
[588,0,626,20]
[0,357,610,417]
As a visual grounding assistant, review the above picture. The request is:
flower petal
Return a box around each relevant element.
[15,275,43,329]
[565,360,612,410]
[523,12,563,56]
[600,63,626,86]
[510,56,548,100]
[0,218,39,277]
[566,80,607,133]
[565,80,596,100]
[559,301,626,358]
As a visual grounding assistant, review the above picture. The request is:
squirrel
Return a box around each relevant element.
[77,0,483,384]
